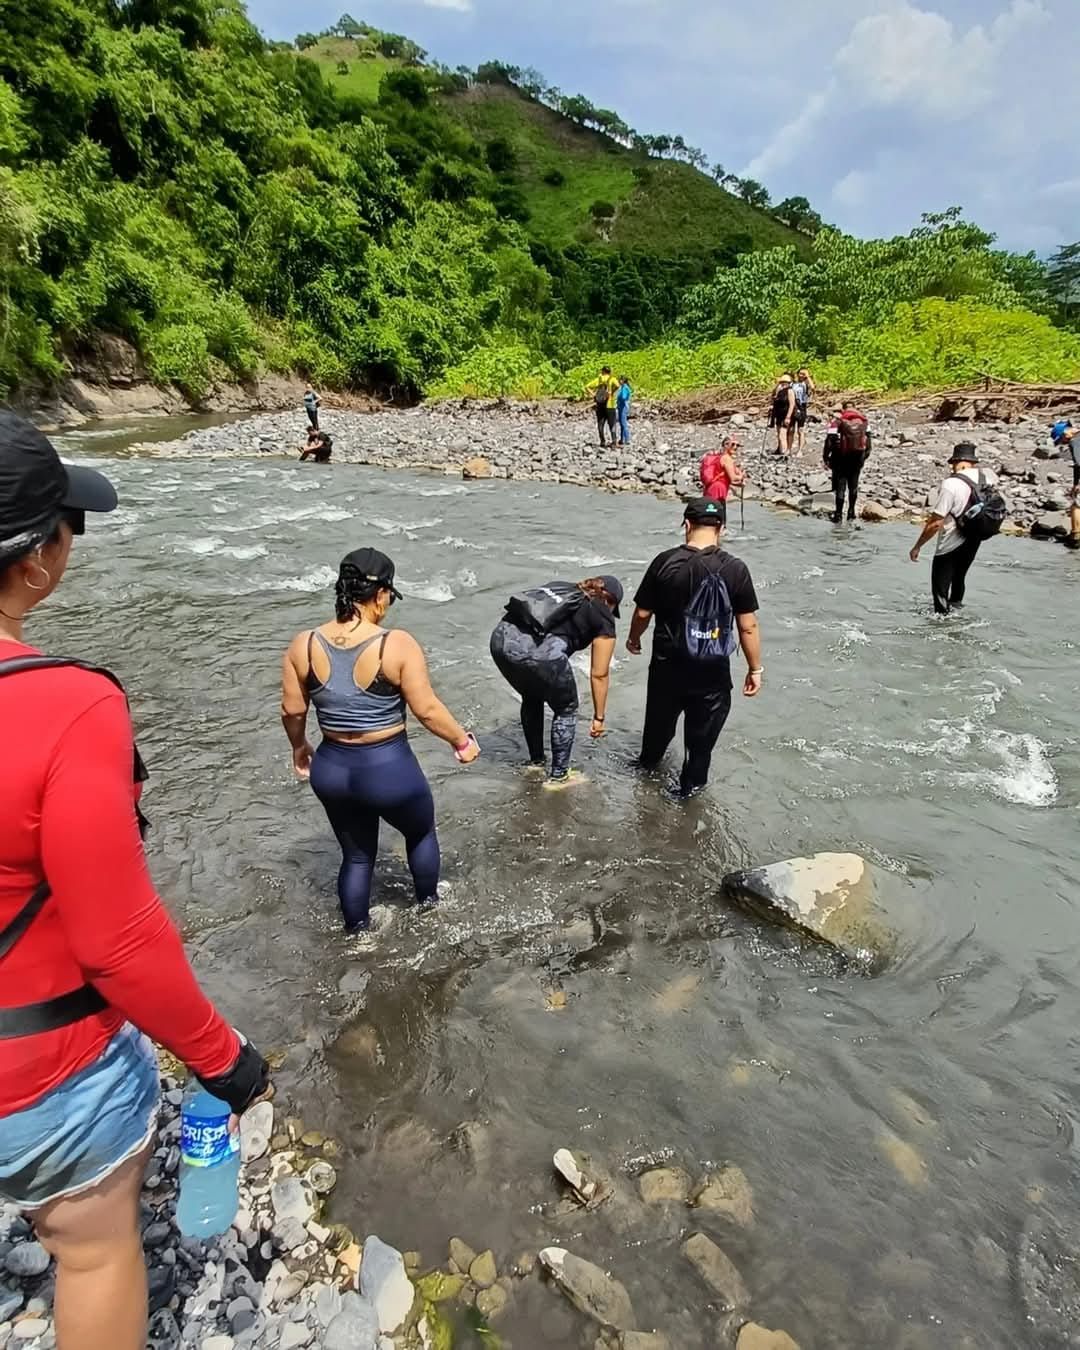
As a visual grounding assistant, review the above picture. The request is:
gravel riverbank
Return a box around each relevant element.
[133,399,1077,539]
[0,1064,804,1350]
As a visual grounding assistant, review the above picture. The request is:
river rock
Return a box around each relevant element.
[462,456,491,479]
[4,1242,50,1278]
[271,1177,314,1225]
[681,1234,749,1310]
[359,1236,414,1333]
[859,500,891,522]
[200,1336,235,1350]
[240,1101,274,1163]
[721,852,898,968]
[12,1319,49,1340]
[689,1166,754,1227]
[0,1289,24,1322]
[1031,512,1072,540]
[737,1325,801,1350]
[638,1167,691,1206]
[538,1247,636,1331]
[305,1161,337,1195]
[468,1250,497,1289]
[324,1292,380,1350]
[803,471,831,495]
[619,1334,671,1349]
[448,1238,477,1274]
[476,1284,508,1319]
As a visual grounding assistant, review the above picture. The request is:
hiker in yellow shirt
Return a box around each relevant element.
[585,366,620,447]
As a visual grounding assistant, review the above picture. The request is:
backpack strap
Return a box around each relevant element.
[0,881,51,962]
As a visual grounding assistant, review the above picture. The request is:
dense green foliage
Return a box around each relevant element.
[0,5,1075,403]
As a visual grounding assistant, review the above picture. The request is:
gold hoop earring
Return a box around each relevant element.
[25,564,51,593]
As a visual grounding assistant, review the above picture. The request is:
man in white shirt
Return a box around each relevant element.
[909,443,997,614]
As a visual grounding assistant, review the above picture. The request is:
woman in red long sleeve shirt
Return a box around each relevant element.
[0,414,269,1350]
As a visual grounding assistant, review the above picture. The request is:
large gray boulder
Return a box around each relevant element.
[539,1248,636,1331]
[722,852,898,969]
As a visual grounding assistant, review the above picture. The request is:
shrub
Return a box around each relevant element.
[146,323,212,399]
[589,200,616,221]
[542,168,565,187]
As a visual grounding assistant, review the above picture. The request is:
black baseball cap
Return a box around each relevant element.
[948,443,979,464]
[597,574,623,617]
[684,497,727,527]
[0,411,117,552]
[339,546,402,599]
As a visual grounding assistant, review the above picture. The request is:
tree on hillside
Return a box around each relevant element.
[687,148,709,172]
[560,94,595,126]
[295,32,318,49]
[1048,241,1080,314]
[721,173,741,193]
[475,60,520,86]
[651,134,672,157]
[737,178,771,209]
[711,163,726,183]
[774,195,822,234]
[336,13,362,37]
[518,67,546,98]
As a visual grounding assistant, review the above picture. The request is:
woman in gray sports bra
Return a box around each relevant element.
[280,547,479,932]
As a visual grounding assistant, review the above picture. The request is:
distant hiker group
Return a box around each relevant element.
[769,370,816,456]
[585,367,633,447]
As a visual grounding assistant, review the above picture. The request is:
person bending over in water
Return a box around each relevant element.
[490,575,622,790]
[300,428,332,463]
[280,547,479,932]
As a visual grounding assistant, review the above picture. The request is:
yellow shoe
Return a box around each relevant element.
[543,769,588,792]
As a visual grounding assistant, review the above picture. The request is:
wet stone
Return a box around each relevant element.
[737,1326,801,1350]
[538,1247,636,1331]
[682,1234,749,1311]
[3,1245,49,1279]
[469,1250,497,1290]
[323,1292,379,1350]
[689,1166,755,1227]
[448,1238,477,1273]
[638,1168,691,1206]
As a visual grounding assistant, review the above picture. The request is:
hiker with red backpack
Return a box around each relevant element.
[700,435,745,504]
[824,403,871,523]
[909,443,1007,614]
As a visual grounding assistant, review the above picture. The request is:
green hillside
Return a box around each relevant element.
[307,36,399,101]
[443,85,804,257]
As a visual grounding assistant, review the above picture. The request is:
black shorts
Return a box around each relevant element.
[595,407,617,430]
[793,405,808,427]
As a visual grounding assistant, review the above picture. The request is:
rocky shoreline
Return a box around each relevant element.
[0,1062,803,1350]
[132,400,1077,540]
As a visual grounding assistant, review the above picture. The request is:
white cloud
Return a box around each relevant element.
[416,0,473,9]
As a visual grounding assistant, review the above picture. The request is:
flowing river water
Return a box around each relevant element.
[42,418,1080,1348]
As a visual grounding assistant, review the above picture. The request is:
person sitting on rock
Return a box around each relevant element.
[823,404,871,523]
[300,428,333,464]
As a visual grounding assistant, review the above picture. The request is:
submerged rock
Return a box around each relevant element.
[681,1234,749,1311]
[638,1167,691,1206]
[689,1166,754,1227]
[737,1324,802,1350]
[722,852,898,968]
[539,1247,636,1331]
[1018,1210,1080,1345]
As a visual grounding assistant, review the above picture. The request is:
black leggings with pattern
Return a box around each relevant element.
[490,621,579,778]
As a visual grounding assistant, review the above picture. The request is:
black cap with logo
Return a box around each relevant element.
[339,546,403,600]
[0,412,117,556]
[683,496,727,527]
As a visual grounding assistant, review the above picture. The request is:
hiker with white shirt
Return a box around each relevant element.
[909,443,1007,615]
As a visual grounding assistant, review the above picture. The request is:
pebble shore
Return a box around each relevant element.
[0,1064,807,1350]
[135,398,1078,539]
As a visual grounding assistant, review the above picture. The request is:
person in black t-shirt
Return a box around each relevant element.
[627,498,762,797]
[490,575,622,790]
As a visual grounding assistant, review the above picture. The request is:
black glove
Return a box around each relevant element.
[196,1032,270,1115]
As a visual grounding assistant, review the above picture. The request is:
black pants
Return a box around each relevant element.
[930,537,981,614]
[831,455,863,517]
[306,407,319,430]
[595,407,616,444]
[639,660,733,794]
[490,622,579,778]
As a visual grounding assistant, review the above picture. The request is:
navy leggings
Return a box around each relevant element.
[309,734,440,932]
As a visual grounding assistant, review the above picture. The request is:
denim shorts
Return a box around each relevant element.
[0,1025,160,1209]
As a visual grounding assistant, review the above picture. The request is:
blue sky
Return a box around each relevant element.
[248,0,1075,254]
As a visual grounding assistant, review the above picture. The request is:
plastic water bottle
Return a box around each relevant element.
[176,1083,240,1238]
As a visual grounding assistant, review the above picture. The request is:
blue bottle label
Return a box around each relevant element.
[180,1111,239,1168]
